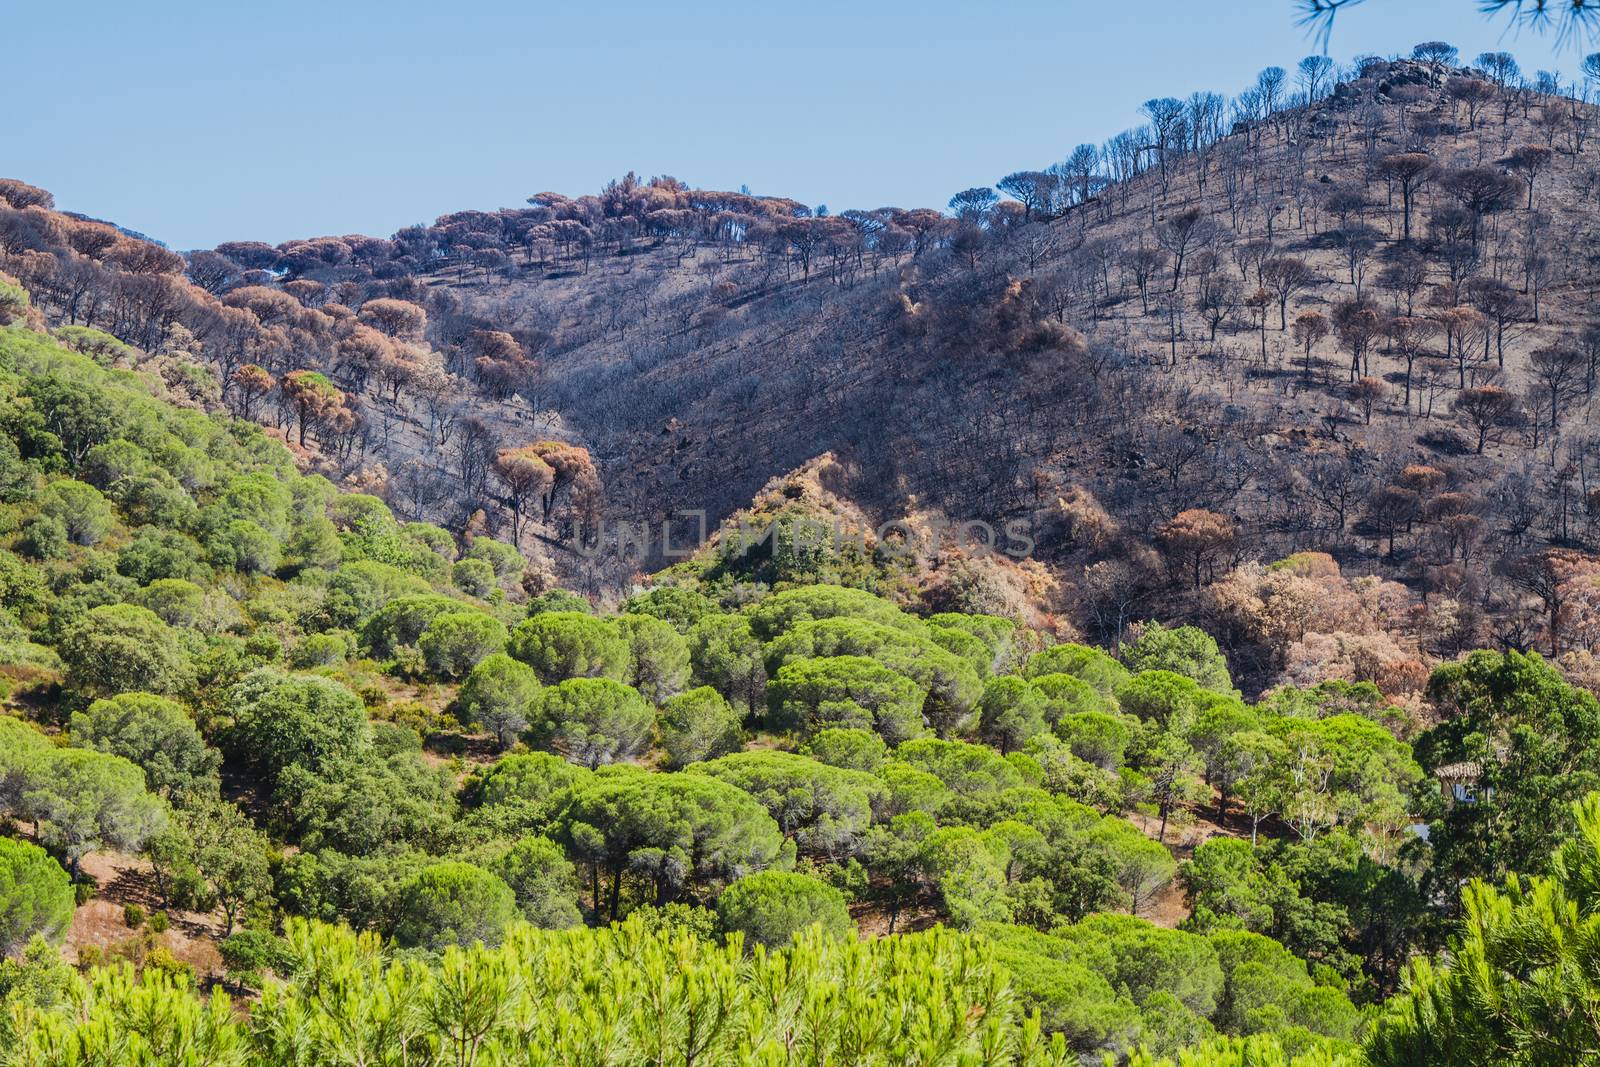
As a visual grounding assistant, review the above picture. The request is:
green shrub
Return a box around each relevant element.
[507,612,628,684]
[716,870,853,949]
[143,946,192,980]
[391,861,517,951]
[418,610,508,679]
[58,604,194,698]
[70,692,220,800]
[0,838,76,955]
[39,479,115,546]
[451,558,498,597]
[533,678,654,769]
[290,632,349,669]
[456,653,540,751]
[463,538,524,578]
[659,686,743,768]
[218,928,292,987]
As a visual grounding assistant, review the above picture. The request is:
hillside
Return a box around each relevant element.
[12,51,1600,700]
[14,34,1600,1066]
[0,285,1598,1064]
[0,296,1382,1060]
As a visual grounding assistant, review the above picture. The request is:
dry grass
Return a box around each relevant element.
[67,851,226,978]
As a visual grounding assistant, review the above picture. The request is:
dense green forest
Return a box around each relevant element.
[2,280,1600,1064]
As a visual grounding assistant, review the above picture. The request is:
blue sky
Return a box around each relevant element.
[10,0,1591,250]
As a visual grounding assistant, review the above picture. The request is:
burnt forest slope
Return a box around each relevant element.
[7,54,1600,682]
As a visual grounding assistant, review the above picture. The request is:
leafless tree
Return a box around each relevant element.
[1387,316,1441,412]
[1124,244,1169,314]
[1262,256,1318,330]
[1529,341,1586,435]
[1157,208,1215,290]
[1453,385,1521,453]
[1375,153,1436,241]
[1503,145,1554,210]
